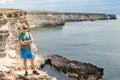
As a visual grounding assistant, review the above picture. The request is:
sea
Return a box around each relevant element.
[31,15,120,80]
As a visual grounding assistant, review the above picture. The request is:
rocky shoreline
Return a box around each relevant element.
[0,54,104,80]
[0,8,116,80]
[44,55,104,80]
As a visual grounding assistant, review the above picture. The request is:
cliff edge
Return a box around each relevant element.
[0,8,56,80]
[26,11,116,28]
[0,8,116,80]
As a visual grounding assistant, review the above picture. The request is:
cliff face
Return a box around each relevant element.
[63,13,108,21]
[26,11,65,28]
[0,9,37,58]
[0,9,55,80]
[26,11,116,28]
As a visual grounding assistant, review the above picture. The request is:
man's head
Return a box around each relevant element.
[21,24,29,33]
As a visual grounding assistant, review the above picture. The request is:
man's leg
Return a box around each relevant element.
[29,59,35,70]
[23,59,27,70]
[23,59,28,76]
[29,58,39,75]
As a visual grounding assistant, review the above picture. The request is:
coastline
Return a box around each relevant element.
[0,8,116,80]
[26,10,116,28]
[0,54,103,80]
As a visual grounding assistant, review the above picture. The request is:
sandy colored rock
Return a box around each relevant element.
[0,56,56,80]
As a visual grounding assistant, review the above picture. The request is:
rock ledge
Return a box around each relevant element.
[44,55,104,80]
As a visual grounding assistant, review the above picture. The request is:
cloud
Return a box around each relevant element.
[0,0,13,4]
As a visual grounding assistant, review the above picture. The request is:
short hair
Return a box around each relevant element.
[22,23,28,28]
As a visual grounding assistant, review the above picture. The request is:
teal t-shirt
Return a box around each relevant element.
[18,32,32,50]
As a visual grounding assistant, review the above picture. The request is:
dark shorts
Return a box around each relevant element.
[20,49,34,60]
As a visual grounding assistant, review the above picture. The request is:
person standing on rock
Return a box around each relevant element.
[18,24,39,76]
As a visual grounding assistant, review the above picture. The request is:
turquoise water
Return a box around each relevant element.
[31,15,120,80]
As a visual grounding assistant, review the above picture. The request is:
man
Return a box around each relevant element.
[18,24,39,76]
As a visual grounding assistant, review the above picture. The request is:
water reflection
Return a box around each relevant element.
[31,25,64,31]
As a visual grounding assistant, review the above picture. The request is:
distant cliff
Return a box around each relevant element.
[63,13,116,21]
[26,10,65,28]
[26,11,116,27]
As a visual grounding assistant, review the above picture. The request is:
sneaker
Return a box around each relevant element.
[24,71,28,76]
[33,70,39,75]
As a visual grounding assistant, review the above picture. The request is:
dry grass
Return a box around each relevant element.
[0,8,60,14]
[27,10,61,14]
[0,8,24,14]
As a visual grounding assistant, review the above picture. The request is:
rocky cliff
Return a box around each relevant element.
[63,13,108,21]
[0,8,27,58]
[0,8,116,80]
[26,11,116,27]
[26,10,65,28]
[1,9,116,57]
[0,8,56,80]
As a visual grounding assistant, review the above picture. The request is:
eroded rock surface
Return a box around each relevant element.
[0,55,56,80]
[45,55,104,80]
[0,8,56,80]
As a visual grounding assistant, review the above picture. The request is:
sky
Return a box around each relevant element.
[0,0,119,14]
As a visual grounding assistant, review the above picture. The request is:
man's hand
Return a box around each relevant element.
[19,38,33,45]
[24,39,33,44]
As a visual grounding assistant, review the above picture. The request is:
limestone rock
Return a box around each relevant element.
[0,56,57,80]
[26,10,65,27]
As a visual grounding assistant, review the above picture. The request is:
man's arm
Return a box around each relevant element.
[19,38,33,45]
[24,38,33,44]
[19,40,27,45]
